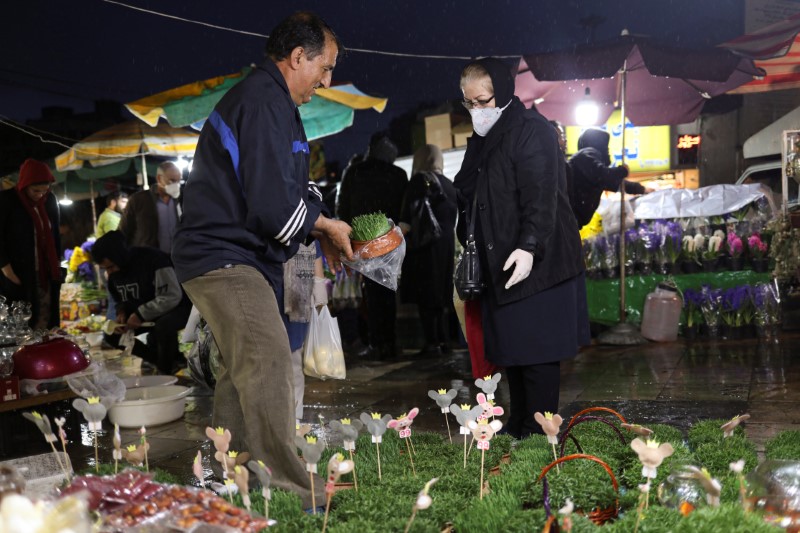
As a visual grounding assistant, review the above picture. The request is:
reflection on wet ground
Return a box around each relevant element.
[8,333,800,486]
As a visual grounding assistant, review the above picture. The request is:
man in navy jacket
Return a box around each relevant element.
[172,12,351,510]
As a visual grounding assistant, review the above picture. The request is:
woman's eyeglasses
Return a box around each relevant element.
[462,95,495,110]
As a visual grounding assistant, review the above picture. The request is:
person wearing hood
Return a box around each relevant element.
[454,58,590,439]
[91,230,191,374]
[119,161,182,255]
[335,132,408,360]
[568,128,652,228]
[0,158,62,329]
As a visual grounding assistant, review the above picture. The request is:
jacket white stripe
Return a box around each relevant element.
[276,200,307,245]
[308,182,323,201]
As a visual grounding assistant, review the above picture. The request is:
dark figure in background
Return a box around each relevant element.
[336,133,408,360]
[96,190,129,238]
[91,231,191,374]
[399,144,458,357]
[119,161,181,255]
[0,159,62,329]
[568,127,651,228]
[454,58,590,439]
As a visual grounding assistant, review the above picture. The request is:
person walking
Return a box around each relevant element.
[171,11,352,511]
[0,159,62,329]
[119,161,181,254]
[399,144,458,357]
[454,58,590,439]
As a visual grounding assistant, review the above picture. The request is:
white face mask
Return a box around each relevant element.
[468,100,511,137]
[164,182,181,199]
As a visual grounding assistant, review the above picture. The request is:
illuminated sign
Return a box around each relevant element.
[566,111,671,172]
[677,135,701,149]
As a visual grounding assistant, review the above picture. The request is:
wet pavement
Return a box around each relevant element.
[4,332,800,487]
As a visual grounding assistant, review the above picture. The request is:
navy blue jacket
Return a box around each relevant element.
[172,60,326,289]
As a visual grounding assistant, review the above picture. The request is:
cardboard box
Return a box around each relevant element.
[452,122,473,147]
[424,114,454,151]
[1,376,20,403]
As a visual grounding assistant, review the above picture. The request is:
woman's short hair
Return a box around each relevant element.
[460,62,492,93]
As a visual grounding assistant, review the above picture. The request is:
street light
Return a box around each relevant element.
[575,87,599,126]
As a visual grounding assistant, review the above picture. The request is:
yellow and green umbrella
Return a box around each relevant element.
[124,68,387,140]
[55,121,199,172]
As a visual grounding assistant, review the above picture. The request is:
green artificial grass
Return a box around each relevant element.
[764,430,800,460]
[349,212,391,241]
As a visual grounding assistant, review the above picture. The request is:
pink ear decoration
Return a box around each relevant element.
[193,450,205,489]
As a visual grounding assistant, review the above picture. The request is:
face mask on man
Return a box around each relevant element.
[468,100,512,137]
[164,182,181,199]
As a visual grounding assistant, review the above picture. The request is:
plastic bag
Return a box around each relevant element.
[303,305,345,380]
[597,196,635,235]
[342,226,406,291]
[185,319,220,390]
[66,361,126,405]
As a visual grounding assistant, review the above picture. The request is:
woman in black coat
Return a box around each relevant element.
[399,144,458,357]
[0,159,62,329]
[454,58,590,438]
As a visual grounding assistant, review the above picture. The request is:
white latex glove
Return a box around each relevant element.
[312,277,329,307]
[502,249,534,289]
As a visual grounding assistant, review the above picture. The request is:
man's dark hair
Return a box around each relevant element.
[91,230,130,268]
[106,190,128,207]
[265,11,343,61]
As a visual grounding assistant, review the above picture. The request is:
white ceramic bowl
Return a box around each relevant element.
[121,375,178,389]
[108,385,192,428]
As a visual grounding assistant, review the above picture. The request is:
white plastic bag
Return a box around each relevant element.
[341,226,406,291]
[303,305,346,380]
[597,196,635,235]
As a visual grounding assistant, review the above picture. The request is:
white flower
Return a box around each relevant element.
[416,494,432,510]
[559,498,574,516]
[694,234,705,251]
[683,235,695,252]
[729,459,745,474]
[713,229,725,240]
[709,235,722,253]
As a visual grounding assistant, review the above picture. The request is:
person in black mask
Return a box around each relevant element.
[453,57,590,439]
[91,230,191,374]
[568,127,652,228]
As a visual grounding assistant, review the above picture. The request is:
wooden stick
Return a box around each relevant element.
[349,449,358,491]
[405,438,417,477]
[58,432,71,482]
[310,472,317,513]
[463,434,467,469]
[262,488,270,522]
[467,436,476,457]
[408,435,417,457]
[322,492,332,533]
[479,448,485,500]
[48,441,70,480]
[376,442,382,481]
[404,508,418,533]
[93,432,99,473]
[444,414,452,443]
[551,443,560,473]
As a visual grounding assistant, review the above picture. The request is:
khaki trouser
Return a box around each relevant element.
[183,265,324,508]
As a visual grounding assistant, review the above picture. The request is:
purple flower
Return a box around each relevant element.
[64,249,73,262]
[625,228,638,245]
[721,287,745,313]
[77,262,95,283]
[80,239,95,253]
[683,288,703,310]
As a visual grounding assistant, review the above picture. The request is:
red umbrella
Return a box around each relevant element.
[515,33,763,127]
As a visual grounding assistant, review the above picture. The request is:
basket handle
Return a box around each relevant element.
[538,453,619,492]
[565,407,627,432]
[558,415,627,457]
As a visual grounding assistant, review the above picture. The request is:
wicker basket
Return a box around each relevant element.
[539,453,619,526]
[559,407,628,457]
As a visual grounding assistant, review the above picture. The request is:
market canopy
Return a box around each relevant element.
[124,68,388,140]
[54,121,199,171]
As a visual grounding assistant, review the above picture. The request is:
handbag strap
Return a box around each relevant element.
[466,190,479,242]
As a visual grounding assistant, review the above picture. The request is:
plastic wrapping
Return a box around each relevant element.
[185,319,220,390]
[303,305,345,380]
[67,362,126,405]
[631,183,774,220]
[342,226,406,291]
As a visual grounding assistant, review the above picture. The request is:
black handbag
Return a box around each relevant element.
[454,192,484,300]
[407,173,443,250]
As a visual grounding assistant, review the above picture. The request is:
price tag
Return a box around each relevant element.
[399,428,411,439]
[477,440,490,450]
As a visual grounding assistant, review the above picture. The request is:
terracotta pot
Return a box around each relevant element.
[351,223,403,259]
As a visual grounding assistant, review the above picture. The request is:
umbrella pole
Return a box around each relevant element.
[141,153,149,191]
[598,59,645,346]
[89,179,98,234]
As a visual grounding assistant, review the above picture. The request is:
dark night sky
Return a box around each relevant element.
[1,0,747,167]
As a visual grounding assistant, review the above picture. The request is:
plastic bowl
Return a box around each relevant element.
[108,385,192,428]
[121,375,178,389]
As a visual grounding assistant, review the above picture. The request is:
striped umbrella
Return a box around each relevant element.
[124,68,387,140]
[721,13,800,94]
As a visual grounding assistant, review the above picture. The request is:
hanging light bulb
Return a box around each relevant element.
[59,181,73,206]
[575,87,599,126]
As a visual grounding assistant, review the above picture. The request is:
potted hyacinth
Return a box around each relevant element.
[747,233,769,273]
[701,233,723,273]
[726,231,745,271]
[681,288,704,339]
[680,235,699,274]
[623,228,639,276]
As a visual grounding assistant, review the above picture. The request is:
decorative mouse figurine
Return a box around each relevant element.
[720,414,750,438]
[534,411,563,445]
[428,389,458,413]
[474,373,502,401]
[329,418,363,451]
[631,438,674,479]
[475,393,504,421]
[622,423,654,438]
[387,408,420,439]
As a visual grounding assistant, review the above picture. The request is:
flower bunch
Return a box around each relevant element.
[65,239,96,283]
[726,231,744,258]
[658,220,683,264]
[720,286,753,327]
[747,233,768,259]
[752,282,780,327]
[702,233,723,261]
[682,288,704,328]
[700,285,723,336]
[624,228,640,267]
[768,215,800,280]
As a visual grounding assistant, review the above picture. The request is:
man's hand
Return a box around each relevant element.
[503,249,534,289]
[1,264,21,286]
[314,215,353,272]
[126,313,143,330]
